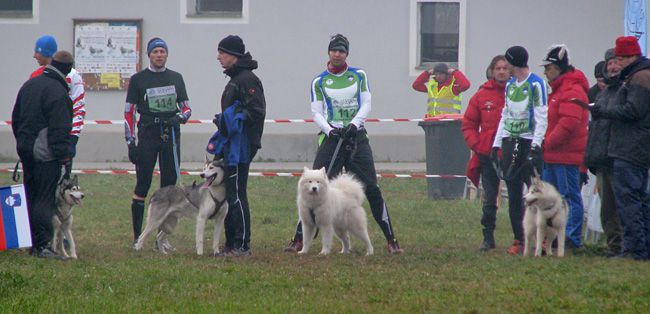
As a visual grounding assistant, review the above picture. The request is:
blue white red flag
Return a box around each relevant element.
[625,0,648,55]
[0,184,32,250]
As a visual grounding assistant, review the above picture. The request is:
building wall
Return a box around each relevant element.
[0,0,628,162]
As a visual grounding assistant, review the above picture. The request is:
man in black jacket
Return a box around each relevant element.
[12,50,74,259]
[591,36,650,260]
[584,48,623,257]
[213,35,266,257]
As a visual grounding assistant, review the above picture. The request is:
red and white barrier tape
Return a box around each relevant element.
[0,118,433,126]
[0,168,465,179]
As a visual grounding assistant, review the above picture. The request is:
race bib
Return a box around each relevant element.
[331,98,357,123]
[146,85,177,113]
[504,118,530,135]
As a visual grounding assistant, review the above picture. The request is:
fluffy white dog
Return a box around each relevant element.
[297,167,373,256]
[523,175,569,257]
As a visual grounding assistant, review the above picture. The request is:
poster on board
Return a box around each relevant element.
[73,19,142,91]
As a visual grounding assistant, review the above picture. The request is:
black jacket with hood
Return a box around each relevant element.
[220,52,266,150]
[592,57,650,168]
[584,74,621,172]
[12,65,72,162]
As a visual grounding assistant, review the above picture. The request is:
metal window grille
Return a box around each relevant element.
[418,2,459,68]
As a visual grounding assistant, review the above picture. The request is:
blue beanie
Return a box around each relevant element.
[147,37,168,56]
[34,35,57,58]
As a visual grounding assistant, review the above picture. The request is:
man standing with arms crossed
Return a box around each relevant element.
[284,34,402,254]
[30,35,86,164]
[124,37,191,245]
[212,35,266,257]
[491,46,547,255]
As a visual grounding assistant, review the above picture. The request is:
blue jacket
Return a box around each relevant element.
[206,101,250,166]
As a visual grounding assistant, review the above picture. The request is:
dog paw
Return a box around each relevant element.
[297,250,307,254]
[318,250,330,255]
[133,243,143,251]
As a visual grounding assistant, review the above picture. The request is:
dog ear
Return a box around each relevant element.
[205,155,210,164]
[319,167,326,175]
[304,166,310,172]
[72,175,78,186]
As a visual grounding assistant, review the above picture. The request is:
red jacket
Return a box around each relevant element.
[462,79,506,156]
[543,69,589,166]
[412,70,470,95]
[462,79,505,187]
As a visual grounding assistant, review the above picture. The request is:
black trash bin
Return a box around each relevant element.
[418,115,469,199]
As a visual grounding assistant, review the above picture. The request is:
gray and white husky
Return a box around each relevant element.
[522,175,569,257]
[52,175,85,259]
[134,157,228,255]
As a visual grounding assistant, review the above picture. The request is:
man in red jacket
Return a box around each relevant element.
[462,55,510,252]
[540,44,590,250]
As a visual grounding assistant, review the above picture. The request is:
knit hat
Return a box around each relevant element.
[51,50,74,76]
[34,35,57,58]
[147,37,168,56]
[540,44,570,69]
[505,46,528,68]
[604,48,616,61]
[594,61,605,79]
[614,36,642,57]
[328,34,349,53]
[218,35,245,57]
[433,63,449,74]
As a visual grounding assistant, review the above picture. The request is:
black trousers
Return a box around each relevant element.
[500,137,542,242]
[291,132,397,242]
[22,159,62,249]
[478,154,500,234]
[224,149,258,251]
[133,123,180,198]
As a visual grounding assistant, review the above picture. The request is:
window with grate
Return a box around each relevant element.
[193,0,242,17]
[418,1,459,68]
[0,0,33,17]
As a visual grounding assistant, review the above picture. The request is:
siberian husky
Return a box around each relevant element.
[134,157,228,256]
[297,167,373,256]
[522,175,569,257]
[52,175,84,259]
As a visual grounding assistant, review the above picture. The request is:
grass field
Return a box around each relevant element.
[1,172,649,313]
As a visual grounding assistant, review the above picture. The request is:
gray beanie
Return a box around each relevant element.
[604,48,615,62]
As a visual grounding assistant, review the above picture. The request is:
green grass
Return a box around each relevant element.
[1,173,649,313]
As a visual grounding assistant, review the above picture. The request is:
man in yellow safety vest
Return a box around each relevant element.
[412,63,470,117]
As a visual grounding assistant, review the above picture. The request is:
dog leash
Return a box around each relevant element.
[326,137,345,178]
[12,160,20,182]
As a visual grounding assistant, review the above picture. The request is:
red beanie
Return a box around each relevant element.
[615,36,642,57]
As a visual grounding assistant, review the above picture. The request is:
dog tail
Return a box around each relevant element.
[330,174,365,204]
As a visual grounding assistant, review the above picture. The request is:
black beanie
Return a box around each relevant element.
[328,34,349,53]
[505,46,528,68]
[218,35,245,57]
[540,45,570,72]
[51,50,74,76]
[594,61,605,79]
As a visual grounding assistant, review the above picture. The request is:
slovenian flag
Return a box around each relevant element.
[0,184,32,250]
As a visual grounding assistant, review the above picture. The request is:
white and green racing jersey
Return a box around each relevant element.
[493,72,548,148]
[310,66,371,134]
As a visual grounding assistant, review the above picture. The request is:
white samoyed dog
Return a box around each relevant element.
[296,167,373,256]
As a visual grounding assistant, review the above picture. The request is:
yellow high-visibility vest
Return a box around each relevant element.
[426,76,462,116]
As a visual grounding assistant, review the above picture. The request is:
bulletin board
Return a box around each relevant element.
[73,19,142,91]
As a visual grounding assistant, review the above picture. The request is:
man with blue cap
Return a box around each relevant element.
[124,37,192,246]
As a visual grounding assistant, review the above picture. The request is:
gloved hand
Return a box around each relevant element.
[580,172,589,186]
[60,158,72,180]
[127,143,138,164]
[170,114,185,126]
[529,145,543,166]
[212,113,223,129]
[343,123,358,140]
[328,128,343,138]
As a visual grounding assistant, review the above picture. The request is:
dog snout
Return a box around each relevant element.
[200,173,205,179]
[311,186,318,192]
